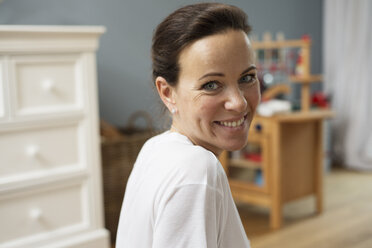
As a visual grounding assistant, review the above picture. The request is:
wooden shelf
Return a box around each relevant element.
[261,109,335,122]
[252,39,310,49]
[229,179,266,194]
[230,158,262,169]
[289,74,323,84]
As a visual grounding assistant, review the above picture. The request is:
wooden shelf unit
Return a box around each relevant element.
[254,38,321,112]
[219,39,334,229]
[230,158,261,170]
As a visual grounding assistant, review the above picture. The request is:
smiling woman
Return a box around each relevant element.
[116,3,259,248]
[169,30,260,155]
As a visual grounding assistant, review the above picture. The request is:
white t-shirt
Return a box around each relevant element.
[116,131,250,248]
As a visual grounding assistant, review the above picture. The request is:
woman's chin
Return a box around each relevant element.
[211,120,251,152]
[220,138,248,152]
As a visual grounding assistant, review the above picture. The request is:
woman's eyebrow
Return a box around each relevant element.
[240,65,257,75]
[198,72,225,81]
[198,65,257,81]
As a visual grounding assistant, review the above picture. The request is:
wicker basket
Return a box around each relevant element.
[101,111,158,243]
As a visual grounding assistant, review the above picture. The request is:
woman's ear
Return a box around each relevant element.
[155,76,177,113]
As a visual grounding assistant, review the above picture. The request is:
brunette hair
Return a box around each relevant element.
[151,2,251,86]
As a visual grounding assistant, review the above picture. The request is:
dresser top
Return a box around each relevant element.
[0,25,106,34]
[0,25,106,53]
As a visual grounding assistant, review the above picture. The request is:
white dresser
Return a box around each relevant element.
[0,26,110,248]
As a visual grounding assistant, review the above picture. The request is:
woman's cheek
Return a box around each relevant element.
[247,86,261,111]
[197,99,218,123]
[201,97,221,112]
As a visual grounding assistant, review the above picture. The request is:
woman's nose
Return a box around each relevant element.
[224,88,247,113]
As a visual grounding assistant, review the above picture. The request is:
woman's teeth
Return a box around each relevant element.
[219,116,245,127]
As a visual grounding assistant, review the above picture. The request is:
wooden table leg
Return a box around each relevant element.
[219,150,229,176]
[270,122,282,229]
[271,201,282,229]
[315,120,324,213]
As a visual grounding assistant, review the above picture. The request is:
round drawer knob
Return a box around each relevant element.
[42,79,55,92]
[26,145,40,158]
[29,208,43,221]
[255,123,262,132]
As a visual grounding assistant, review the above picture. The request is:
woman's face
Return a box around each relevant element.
[171,29,260,155]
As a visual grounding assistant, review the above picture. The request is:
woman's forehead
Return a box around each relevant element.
[178,30,254,77]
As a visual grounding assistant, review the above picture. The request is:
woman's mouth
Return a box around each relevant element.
[215,115,247,128]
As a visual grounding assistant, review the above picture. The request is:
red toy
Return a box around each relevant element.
[311,92,329,108]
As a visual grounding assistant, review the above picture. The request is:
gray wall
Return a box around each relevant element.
[0,0,322,128]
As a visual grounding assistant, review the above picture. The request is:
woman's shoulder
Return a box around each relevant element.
[141,131,223,185]
[148,131,218,163]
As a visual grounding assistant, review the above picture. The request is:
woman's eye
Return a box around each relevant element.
[202,81,219,91]
[239,74,256,83]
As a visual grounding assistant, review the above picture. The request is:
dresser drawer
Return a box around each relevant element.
[0,123,82,181]
[9,54,84,116]
[0,182,87,244]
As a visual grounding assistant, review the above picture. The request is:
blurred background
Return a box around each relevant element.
[0,0,324,126]
[0,0,371,248]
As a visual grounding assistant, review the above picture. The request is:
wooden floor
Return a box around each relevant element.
[237,167,372,248]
